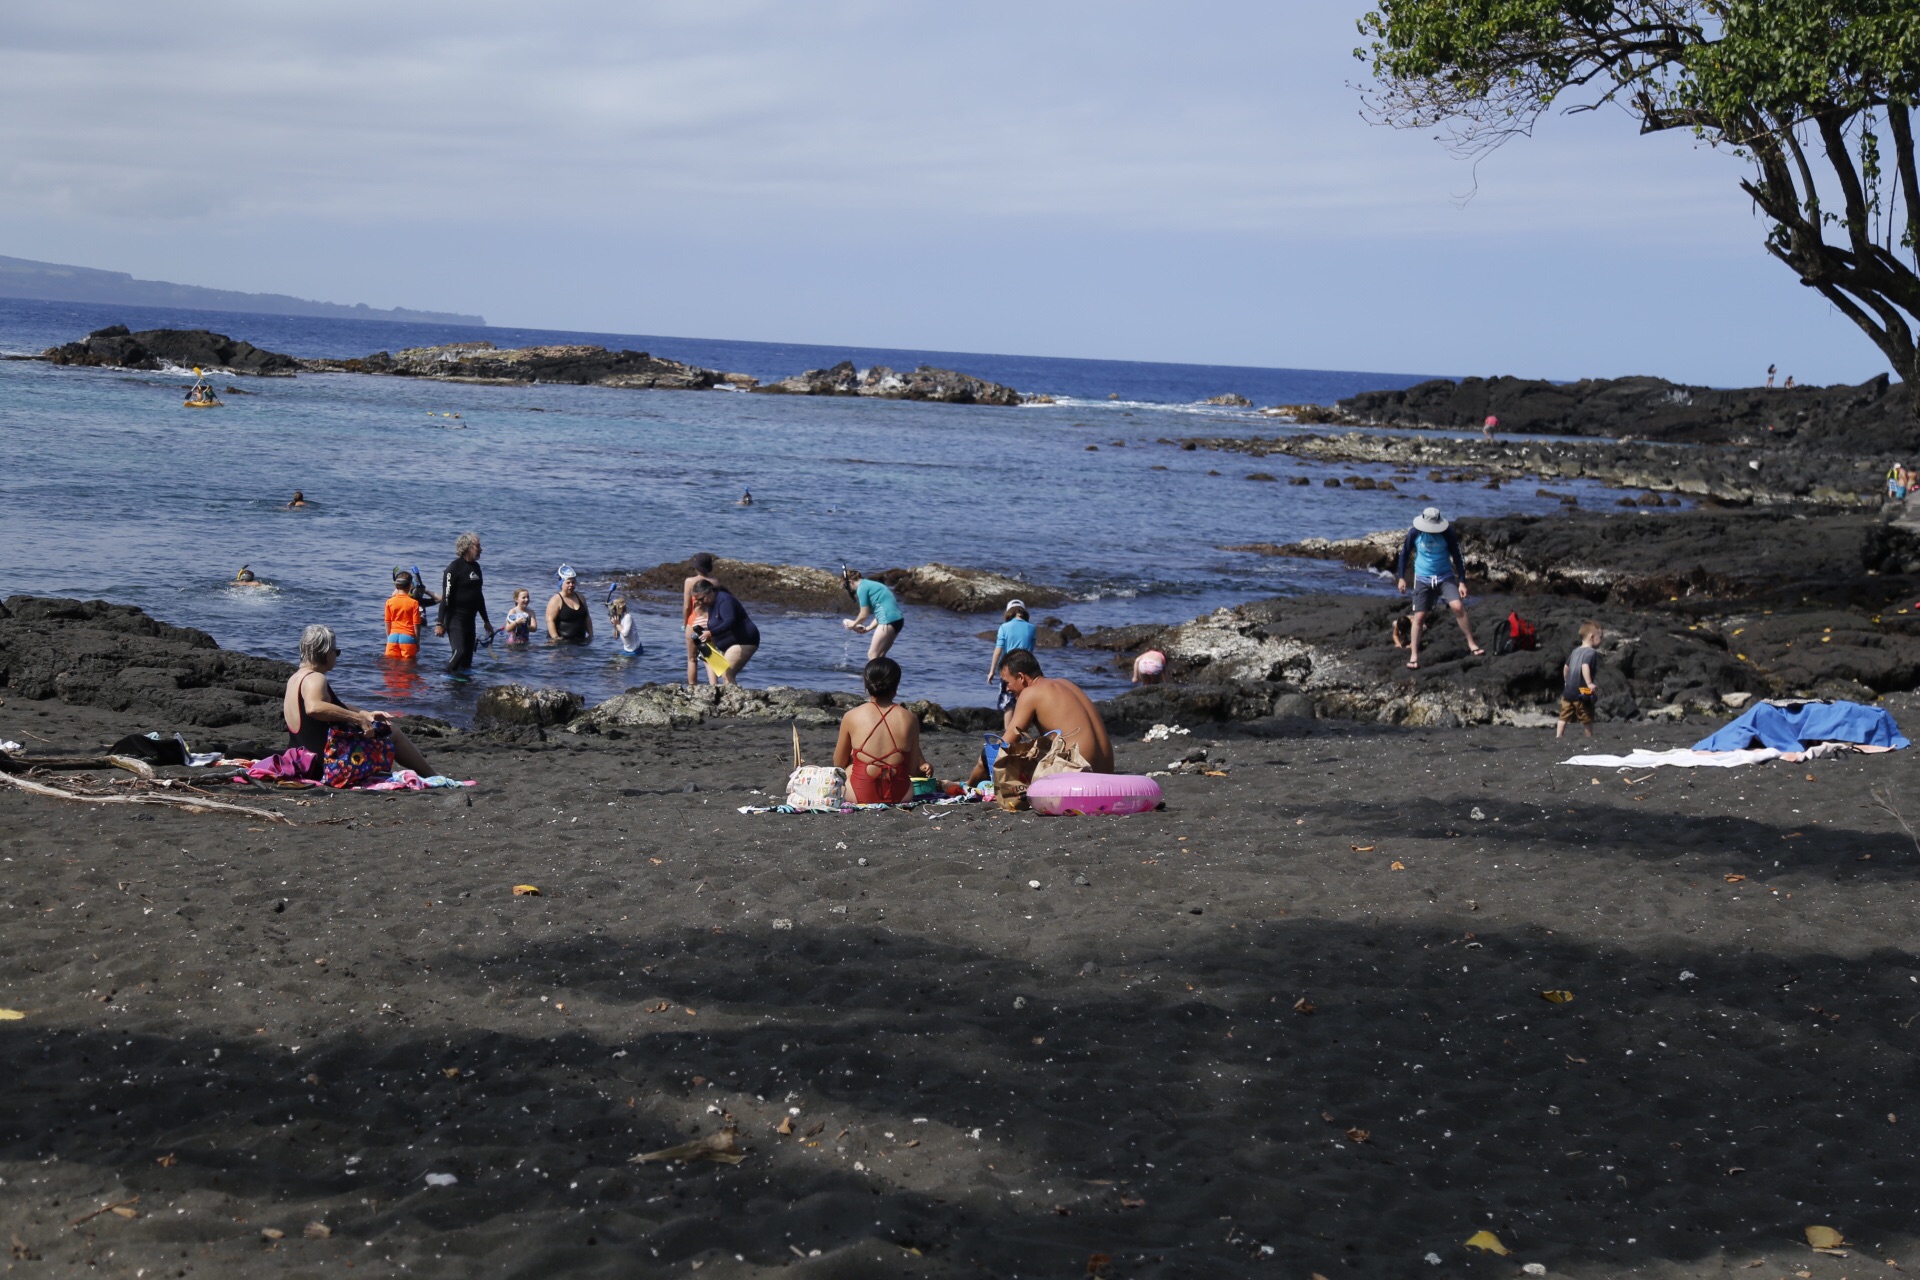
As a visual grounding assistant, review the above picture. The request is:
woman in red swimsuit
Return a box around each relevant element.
[833,657,929,805]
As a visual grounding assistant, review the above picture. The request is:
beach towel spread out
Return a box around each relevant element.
[1564,748,1784,769]
[740,791,986,815]
[1691,700,1909,754]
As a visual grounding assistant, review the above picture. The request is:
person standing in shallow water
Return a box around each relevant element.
[1396,506,1483,670]
[435,531,492,677]
[545,566,592,644]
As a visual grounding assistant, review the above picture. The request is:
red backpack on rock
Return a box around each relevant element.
[1491,611,1538,655]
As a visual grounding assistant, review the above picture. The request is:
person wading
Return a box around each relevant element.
[435,531,493,678]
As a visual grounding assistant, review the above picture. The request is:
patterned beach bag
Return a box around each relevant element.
[321,726,395,789]
[784,723,847,811]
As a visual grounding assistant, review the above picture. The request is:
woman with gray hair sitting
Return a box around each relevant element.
[283,624,435,780]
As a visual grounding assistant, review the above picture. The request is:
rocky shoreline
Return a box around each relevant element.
[16,496,1920,741]
[1181,429,1882,506]
[1274,371,1916,453]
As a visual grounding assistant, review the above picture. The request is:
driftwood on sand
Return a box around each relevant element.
[0,768,293,824]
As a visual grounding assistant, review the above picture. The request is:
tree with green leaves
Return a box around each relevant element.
[1359,2,1920,409]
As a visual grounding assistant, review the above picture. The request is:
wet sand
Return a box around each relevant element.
[4,700,1918,1277]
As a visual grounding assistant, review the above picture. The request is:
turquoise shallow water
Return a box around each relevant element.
[0,297,1605,722]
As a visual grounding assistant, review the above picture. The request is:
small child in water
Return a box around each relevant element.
[609,597,644,655]
[502,589,535,645]
[385,572,423,659]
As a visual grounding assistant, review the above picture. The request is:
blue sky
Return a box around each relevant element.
[0,2,1890,387]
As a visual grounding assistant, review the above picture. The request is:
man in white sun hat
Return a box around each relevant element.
[1395,506,1484,670]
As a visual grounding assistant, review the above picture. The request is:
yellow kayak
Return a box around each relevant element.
[183,398,224,408]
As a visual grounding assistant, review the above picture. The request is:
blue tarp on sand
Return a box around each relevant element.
[1693,701,1910,754]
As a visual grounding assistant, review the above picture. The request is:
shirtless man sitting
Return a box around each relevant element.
[982,649,1114,779]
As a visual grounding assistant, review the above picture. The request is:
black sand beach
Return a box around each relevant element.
[4,680,1919,1276]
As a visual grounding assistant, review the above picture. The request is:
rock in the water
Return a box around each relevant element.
[876,563,1068,612]
[1202,393,1252,407]
[302,342,733,389]
[623,559,847,611]
[41,326,299,376]
[757,360,1022,406]
[0,596,294,731]
[624,558,1066,613]
[474,684,584,728]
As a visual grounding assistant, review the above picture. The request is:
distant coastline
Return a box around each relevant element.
[0,253,483,326]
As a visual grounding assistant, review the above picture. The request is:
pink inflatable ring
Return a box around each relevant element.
[1027,772,1163,816]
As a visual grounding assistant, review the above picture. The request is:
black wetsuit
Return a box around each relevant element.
[439,557,490,674]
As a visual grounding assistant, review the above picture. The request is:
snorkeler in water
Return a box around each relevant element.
[233,565,270,589]
[285,491,309,509]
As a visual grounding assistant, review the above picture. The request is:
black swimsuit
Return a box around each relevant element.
[287,678,337,779]
[554,596,590,643]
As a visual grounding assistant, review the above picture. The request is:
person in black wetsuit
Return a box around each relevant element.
[283,624,434,778]
[435,531,493,677]
[690,580,759,685]
[545,565,593,644]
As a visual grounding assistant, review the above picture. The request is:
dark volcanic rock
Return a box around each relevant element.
[474,684,584,729]
[301,342,732,389]
[1338,373,1915,453]
[758,361,1022,406]
[1097,682,1313,735]
[0,596,293,731]
[1261,509,1915,608]
[1082,593,1766,725]
[41,326,299,376]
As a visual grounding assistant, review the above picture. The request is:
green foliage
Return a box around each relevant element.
[1358,2,1920,392]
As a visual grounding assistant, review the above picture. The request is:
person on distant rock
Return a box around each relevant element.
[985,600,1038,735]
[546,565,592,644]
[834,656,929,805]
[1482,415,1498,441]
[384,572,423,660]
[1396,506,1483,670]
[1767,363,1777,388]
[284,624,433,780]
[841,567,903,660]
[1784,375,1796,389]
[435,531,492,678]
[998,649,1114,774]
[684,553,719,685]
[284,490,309,509]
[1132,648,1168,685]
[691,579,758,685]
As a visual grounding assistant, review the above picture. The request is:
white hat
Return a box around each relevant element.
[1006,598,1027,611]
[1413,507,1449,533]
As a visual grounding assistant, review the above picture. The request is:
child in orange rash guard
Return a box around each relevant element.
[385,572,424,659]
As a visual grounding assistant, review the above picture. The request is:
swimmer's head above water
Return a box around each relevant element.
[235,565,256,583]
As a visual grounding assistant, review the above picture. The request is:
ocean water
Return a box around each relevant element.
[0,297,1600,724]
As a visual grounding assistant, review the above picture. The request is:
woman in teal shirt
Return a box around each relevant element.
[841,567,904,660]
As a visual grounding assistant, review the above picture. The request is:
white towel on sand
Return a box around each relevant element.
[1562,748,1782,769]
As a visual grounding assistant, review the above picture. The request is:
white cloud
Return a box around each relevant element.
[0,1,1746,238]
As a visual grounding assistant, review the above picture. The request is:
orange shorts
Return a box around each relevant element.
[385,641,419,660]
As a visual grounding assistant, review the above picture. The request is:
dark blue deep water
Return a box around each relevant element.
[0,297,1596,722]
